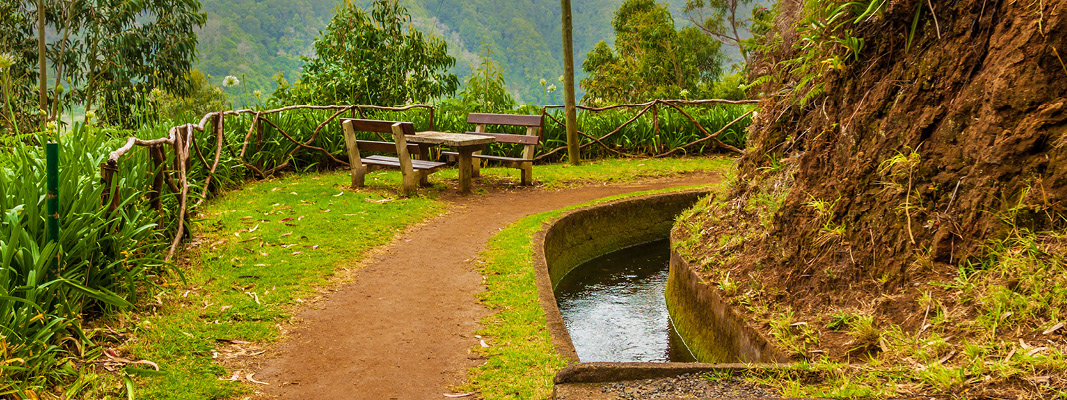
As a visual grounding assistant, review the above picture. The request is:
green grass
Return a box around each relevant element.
[463,181,729,399]
[111,171,445,399]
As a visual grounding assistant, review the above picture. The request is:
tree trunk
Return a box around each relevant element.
[560,0,580,166]
[37,0,46,126]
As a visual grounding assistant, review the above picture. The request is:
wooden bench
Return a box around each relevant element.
[340,118,447,196]
[443,113,543,185]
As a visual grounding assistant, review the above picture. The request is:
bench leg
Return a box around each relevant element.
[419,171,431,187]
[472,151,482,178]
[521,162,533,186]
[353,164,367,187]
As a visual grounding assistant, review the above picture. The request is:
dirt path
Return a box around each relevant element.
[251,173,720,399]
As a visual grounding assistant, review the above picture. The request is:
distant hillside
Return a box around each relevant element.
[194,0,758,103]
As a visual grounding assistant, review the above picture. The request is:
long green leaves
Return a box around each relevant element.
[0,124,164,391]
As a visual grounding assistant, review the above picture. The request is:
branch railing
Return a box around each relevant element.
[100,99,757,262]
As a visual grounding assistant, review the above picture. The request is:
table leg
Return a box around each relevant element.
[458,149,474,194]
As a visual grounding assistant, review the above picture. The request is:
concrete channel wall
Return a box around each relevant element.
[533,189,784,367]
[533,190,709,363]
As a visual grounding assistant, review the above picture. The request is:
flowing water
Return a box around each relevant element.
[554,239,696,363]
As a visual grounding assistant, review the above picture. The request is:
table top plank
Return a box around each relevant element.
[409,131,495,147]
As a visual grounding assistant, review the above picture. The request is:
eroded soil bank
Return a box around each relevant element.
[675,0,1066,397]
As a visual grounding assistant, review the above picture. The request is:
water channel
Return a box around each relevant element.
[554,239,696,363]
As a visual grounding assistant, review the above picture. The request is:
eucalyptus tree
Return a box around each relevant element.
[0,0,205,130]
[273,0,459,106]
[683,0,755,65]
[581,0,723,104]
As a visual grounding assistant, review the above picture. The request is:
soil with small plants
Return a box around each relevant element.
[597,373,779,399]
[674,0,1066,398]
[232,172,723,399]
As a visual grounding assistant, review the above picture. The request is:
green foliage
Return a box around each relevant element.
[749,0,886,106]
[683,0,756,65]
[581,0,725,104]
[0,0,205,129]
[0,126,166,393]
[272,0,459,106]
[153,70,231,122]
[457,43,515,111]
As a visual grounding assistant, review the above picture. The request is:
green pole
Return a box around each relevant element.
[46,142,59,268]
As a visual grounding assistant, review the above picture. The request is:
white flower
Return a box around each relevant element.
[0,53,13,70]
[85,110,96,121]
[558,75,564,83]
[547,84,556,93]
[594,97,603,104]
[253,90,262,99]
[223,75,240,87]
[679,89,689,98]
[539,78,547,86]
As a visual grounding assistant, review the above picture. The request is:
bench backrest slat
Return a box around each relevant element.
[342,118,416,136]
[465,132,539,145]
[467,113,542,127]
[356,140,421,154]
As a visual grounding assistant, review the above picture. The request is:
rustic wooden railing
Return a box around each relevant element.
[101,100,757,262]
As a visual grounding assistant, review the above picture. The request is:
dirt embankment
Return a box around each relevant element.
[677,0,1066,391]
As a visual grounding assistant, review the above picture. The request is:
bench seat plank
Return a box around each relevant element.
[441,151,531,163]
[364,155,447,171]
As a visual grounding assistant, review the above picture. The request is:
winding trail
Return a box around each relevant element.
[251,173,720,399]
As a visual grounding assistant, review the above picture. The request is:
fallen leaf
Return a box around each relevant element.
[311,245,320,250]
[333,192,344,197]
[228,371,240,381]
[292,251,303,255]
[480,340,489,348]
[280,218,294,222]
[280,232,293,237]
[1042,322,1064,335]
[130,360,160,371]
[1027,347,1048,357]
[215,339,251,345]
[247,373,269,385]
[1003,348,1017,363]
[365,198,395,204]
[248,224,259,233]
[443,393,475,398]
[254,264,267,267]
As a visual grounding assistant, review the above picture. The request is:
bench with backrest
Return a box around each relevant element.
[340,118,446,196]
[443,113,543,185]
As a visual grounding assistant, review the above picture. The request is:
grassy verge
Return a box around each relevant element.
[91,171,445,399]
[463,182,728,399]
[69,156,731,399]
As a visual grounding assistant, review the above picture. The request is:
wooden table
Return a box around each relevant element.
[407,131,495,194]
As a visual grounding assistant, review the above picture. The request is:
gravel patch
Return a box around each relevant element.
[600,372,780,399]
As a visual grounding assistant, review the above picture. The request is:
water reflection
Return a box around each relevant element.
[554,239,696,363]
